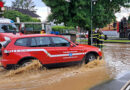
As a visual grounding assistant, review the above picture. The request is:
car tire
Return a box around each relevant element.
[20,59,34,67]
[5,60,34,70]
[85,53,96,64]
[78,56,86,67]
[21,61,32,67]
[20,59,43,70]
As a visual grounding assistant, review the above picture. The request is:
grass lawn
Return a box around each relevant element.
[104,40,130,43]
[76,39,130,43]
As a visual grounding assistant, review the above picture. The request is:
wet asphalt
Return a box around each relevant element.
[90,72,130,90]
[91,43,130,90]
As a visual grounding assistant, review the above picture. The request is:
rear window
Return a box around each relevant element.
[30,37,52,47]
[15,38,29,46]
[15,37,52,47]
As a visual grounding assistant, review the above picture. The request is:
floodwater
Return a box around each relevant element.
[0,59,109,90]
[103,43,130,78]
[0,43,129,90]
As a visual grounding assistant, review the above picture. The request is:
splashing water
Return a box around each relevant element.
[5,60,42,77]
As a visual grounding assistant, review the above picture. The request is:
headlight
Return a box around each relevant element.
[4,37,10,41]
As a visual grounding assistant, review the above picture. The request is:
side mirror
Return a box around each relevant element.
[70,43,75,47]
[75,42,79,45]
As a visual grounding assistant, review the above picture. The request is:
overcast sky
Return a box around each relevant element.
[3,0,130,22]
[3,0,50,22]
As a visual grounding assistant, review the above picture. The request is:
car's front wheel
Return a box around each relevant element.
[85,53,97,64]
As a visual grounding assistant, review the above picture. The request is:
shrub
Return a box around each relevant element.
[52,26,75,33]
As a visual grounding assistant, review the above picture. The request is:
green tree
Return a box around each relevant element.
[12,0,21,9]
[43,0,129,29]
[3,10,40,22]
[128,15,130,23]
[43,0,129,44]
[12,0,35,11]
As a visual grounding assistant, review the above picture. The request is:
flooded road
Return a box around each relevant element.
[0,60,109,90]
[91,43,130,90]
[103,43,130,78]
[0,43,129,90]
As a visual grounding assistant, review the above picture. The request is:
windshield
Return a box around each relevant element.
[0,24,19,33]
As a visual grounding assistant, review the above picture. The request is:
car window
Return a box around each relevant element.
[15,38,28,46]
[0,24,18,33]
[30,37,51,47]
[51,37,70,47]
[36,37,51,47]
[30,38,37,47]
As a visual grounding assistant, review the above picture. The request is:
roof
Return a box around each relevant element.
[15,8,40,18]
[5,7,40,18]
[13,34,59,39]
[11,34,72,43]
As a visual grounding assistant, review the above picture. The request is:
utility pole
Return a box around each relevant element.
[88,0,97,45]
[90,0,93,45]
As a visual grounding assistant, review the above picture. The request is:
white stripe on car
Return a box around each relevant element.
[4,49,85,58]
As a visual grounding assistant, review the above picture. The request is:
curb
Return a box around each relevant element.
[89,78,114,90]
[121,80,130,90]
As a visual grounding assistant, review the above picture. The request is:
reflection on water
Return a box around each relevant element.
[103,43,130,78]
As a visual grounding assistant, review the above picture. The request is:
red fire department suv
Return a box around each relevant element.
[1,34,102,69]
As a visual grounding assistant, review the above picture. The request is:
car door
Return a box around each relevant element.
[29,36,84,64]
[50,36,84,63]
[29,36,56,64]
[29,36,73,64]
